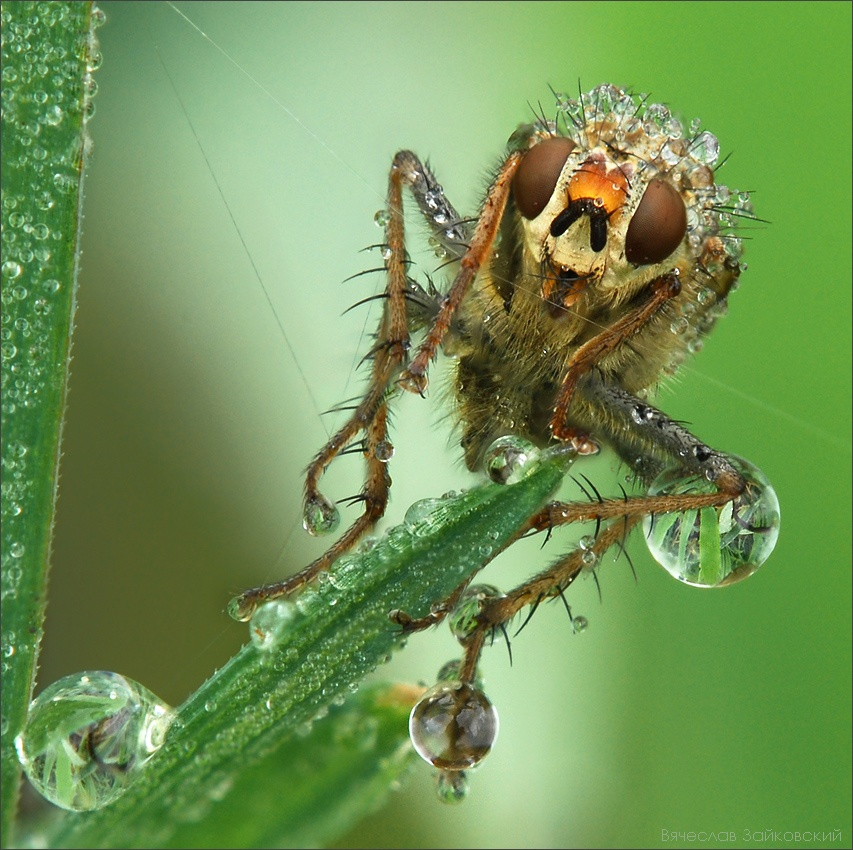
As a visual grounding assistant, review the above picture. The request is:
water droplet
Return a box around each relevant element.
[435,659,484,691]
[373,439,394,462]
[435,769,469,804]
[53,172,76,193]
[15,671,174,811]
[427,236,448,259]
[9,541,24,558]
[631,404,655,425]
[643,455,780,587]
[226,594,256,622]
[580,549,597,567]
[670,316,689,335]
[409,682,498,770]
[572,615,588,633]
[249,599,298,650]
[302,494,340,536]
[403,497,443,530]
[204,699,217,713]
[691,130,720,166]
[2,260,22,278]
[43,105,63,125]
[482,435,539,485]
[447,584,505,643]
[373,209,390,227]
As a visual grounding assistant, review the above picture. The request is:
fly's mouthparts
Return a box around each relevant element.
[558,265,583,281]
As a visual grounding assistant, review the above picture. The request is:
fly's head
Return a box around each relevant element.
[507,85,751,332]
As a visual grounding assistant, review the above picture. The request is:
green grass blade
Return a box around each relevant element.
[161,683,419,850]
[0,2,96,842]
[31,449,571,848]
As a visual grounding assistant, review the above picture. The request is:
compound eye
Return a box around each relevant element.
[512,137,576,220]
[624,179,687,265]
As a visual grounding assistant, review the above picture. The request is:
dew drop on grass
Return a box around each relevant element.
[15,671,174,811]
[482,435,539,485]
[249,599,298,651]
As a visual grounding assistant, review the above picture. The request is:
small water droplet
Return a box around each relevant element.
[482,435,539,485]
[572,615,588,634]
[447,584,504,643]
[204,700,217,713]
[9,541,24,558]
[249,599,298,651]
[435,769,469,804]
[373,209,390,228]
[670,316,689,335]
[2,260,22,278]
[43,105,63,125]
[302,494,340,536]
[15,671,174,811]
[403,497,443,530]
[373,439,394,462]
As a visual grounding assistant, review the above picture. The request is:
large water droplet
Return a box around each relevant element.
[409,682,498,770]
[15,671,174,811]
[643,455,780,587]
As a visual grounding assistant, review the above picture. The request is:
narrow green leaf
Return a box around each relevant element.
[0,2,96,842]
[162,683,419,850]
[33,449,571,848]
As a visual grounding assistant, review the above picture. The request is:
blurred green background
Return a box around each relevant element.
[36,2,850,847]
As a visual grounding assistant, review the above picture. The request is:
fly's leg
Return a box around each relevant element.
[399,150,524,395]
[440,395,749,679]
[232,154,421,621]
[550,271,682,444]
[232,151,497,621]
